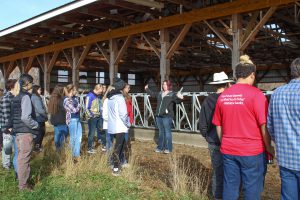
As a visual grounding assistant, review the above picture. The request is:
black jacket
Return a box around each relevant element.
[50,99,66,126]
[10,91,39,135]
[199,93,220,145]
[146,88,182,118]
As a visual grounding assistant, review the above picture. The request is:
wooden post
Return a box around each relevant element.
[109,39,118,84]
[160,28,170,85]
[72,47,79,87]
[43,54,50,95]
[232,14,242,78]
[20,58,25,73]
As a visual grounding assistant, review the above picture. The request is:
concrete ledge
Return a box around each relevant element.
[46,123,208,148]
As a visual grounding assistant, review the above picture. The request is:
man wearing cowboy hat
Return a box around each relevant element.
[199,71,234,200]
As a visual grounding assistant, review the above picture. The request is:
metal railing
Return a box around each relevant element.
[131,92,213,132]
[42,91,273,133]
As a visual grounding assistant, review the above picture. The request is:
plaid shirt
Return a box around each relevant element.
[63,97,80,125]
[267,79,300,171]
[0,91,14,131]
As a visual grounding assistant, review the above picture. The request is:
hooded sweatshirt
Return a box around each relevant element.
[107,90,130,134]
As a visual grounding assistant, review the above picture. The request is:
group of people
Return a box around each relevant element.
[1,56,299,198]
[200,55,300,200]
[0,74,134,191]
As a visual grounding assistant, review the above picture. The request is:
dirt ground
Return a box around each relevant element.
[10,129,280,200]
[128,139,281,200]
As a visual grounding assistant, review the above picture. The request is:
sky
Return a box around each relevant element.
[0,0,74,30]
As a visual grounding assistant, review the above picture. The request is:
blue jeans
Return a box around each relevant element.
[88,117,105,149]
[208,143,223,199]
[68,118,82,157]
[105,129,114,150]
[156,116,173,151]
[54,125,69,151]
[2,133,13,168]
[223,153,265,200]
[280,166,300,200]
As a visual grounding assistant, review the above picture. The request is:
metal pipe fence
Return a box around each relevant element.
[42,91,273,133]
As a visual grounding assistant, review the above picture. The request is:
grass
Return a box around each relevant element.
[0,134,209,200]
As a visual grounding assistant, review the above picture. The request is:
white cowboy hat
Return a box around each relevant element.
[209,71,234,85]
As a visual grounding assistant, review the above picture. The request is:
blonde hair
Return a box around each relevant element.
[11,80,20,96]
[239,55,253,65]
[94,84,103,90]
[102,85,115,102]
[64,84,75,96]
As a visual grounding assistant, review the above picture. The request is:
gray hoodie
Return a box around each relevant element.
[31,94,47,123]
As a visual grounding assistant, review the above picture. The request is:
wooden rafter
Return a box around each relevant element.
[0,0,296,63]
[204,20,233,50]
[241,11,260,43]
[141,33,160,58]
[77,44,91,68]
[48,51,60,72]
[25,56,34,73]
[240,7,277,51]
[167,24,192,59]
[96,43,110,64]
[114,36,132,65]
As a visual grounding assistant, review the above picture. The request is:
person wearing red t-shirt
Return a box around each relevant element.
[212,55,274,200]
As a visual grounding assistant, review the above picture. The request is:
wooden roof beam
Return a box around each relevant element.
[0,0,295,63]
[78,8,129,23]
[96,42,110,64]
[167,24,192,59]
[240,7,277,51]
[204,20,233,50]
[24,56,35,73]
[141,33,160,58]
[114,35,132,65]
[108,0,160,16]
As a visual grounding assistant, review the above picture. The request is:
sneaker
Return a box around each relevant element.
[101,146,107,152]
[87,149,97,154]
[112,168,120,176]
[3,166,10,170]
[164,150,171,154]
[155,148,162,153]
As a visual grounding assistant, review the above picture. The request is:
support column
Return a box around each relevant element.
[72,47,79,88]
[43,54,50,95]
[232,14,243,78]
[20,59,25,73]
[109,39,118,84]
[37,52,59,95]
[160,28,170,85]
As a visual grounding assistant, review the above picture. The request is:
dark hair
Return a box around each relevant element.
[214,83,228,90]
[290,58,300,78]
[19,74,33,87]
[48,84,64,115]
[32,85,41,96]
[5,79,17,91]
[162,80,172,91]
[235,55,256,79]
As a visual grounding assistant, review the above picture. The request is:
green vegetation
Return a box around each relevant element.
[0,142,206,200]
